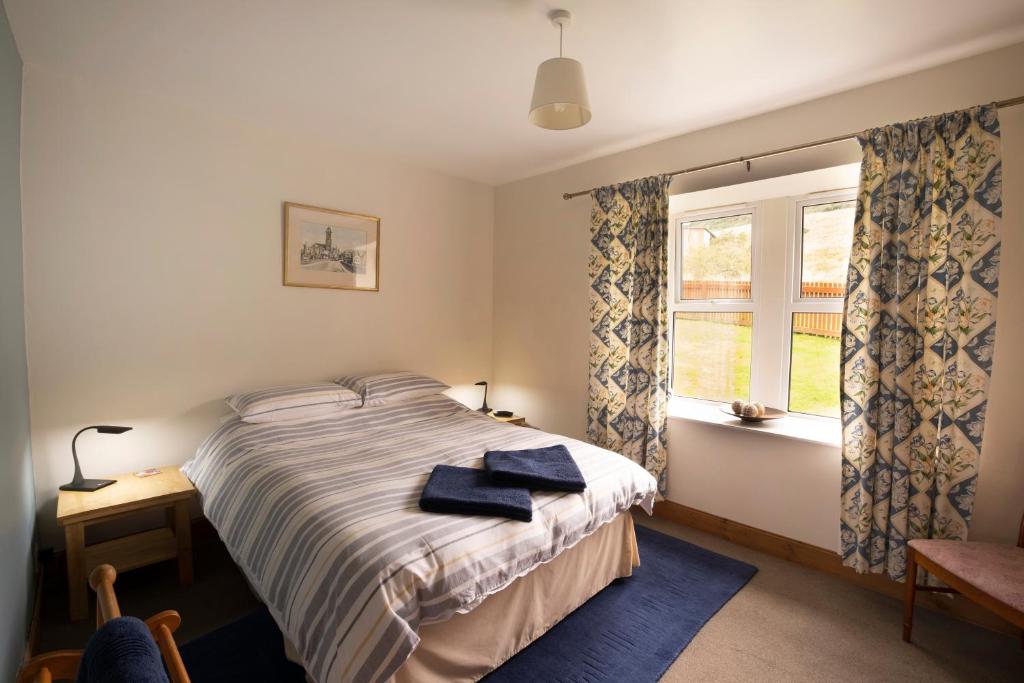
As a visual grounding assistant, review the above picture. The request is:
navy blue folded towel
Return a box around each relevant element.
[77,616,170,683]
[484,444,587,492]
[420,465,533,522]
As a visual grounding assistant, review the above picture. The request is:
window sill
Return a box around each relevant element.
[666,397,842,448]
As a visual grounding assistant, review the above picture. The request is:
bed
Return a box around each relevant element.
[182,393,658,683]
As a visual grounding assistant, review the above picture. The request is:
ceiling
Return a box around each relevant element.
[7,0,1024,185]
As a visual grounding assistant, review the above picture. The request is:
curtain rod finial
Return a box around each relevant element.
[562,192,573,200]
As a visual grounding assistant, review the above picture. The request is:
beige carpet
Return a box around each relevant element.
[636,514,1023,682]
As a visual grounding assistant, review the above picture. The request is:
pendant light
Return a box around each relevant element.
[529,9,591,130]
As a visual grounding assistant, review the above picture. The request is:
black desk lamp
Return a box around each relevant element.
[60,425,132,492]
[474,381,490,413]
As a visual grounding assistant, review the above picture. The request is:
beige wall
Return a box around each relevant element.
[493,42,1024,548]
[22,65,494,546]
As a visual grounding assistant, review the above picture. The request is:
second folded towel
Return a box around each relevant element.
[484,444,587,492]
[420,464,532,522]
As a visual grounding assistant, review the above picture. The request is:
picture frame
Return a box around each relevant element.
[282,201,380,291]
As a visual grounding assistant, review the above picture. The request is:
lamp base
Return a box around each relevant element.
[60,478,116,492]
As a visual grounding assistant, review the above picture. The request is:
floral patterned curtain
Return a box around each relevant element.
[840,104,1002,581]
[587,175,671,493]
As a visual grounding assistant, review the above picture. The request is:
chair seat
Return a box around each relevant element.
[909,539,1024,612]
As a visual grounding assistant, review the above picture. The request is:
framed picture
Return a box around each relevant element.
[283,202,380,291]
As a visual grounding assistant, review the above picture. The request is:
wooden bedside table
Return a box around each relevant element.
[488,411,527,427]
[56,466,196,621]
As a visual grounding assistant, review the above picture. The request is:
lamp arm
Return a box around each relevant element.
[70,426,96,486]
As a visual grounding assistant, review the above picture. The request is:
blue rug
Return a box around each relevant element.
[483,524,757,682]
[180,524,756,682]
[180,608,306,682]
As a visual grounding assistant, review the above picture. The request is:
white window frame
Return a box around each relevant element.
[669,189,856,420]
[781,191,856,417]
[670,203,761,401]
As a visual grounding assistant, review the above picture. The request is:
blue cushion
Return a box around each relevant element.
[77,616,170,683]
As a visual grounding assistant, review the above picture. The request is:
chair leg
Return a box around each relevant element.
[902,548,918,642]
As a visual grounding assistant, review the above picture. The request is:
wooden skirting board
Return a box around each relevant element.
[652,500,1019,638]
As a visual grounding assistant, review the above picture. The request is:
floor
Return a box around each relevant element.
[35,523,261,654]
[637,515,1023,682]
[34,517,1023,682]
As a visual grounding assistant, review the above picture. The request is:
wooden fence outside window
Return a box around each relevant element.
[679,280,844,338]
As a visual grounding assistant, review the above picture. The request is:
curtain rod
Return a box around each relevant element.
[561,95,1024,200]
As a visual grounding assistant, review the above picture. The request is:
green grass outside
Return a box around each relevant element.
[672,317,752,403]
[787,332,841,418]
[672,317,840,418]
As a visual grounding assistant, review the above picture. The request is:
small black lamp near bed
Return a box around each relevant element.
[59,425,133,492]
[474,380,490,413]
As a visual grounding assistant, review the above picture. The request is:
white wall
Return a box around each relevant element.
[0,3,34,679]
[493,42,1024,549]
[21,65,495,547]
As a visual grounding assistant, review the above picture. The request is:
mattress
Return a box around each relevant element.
[182,394,657,683]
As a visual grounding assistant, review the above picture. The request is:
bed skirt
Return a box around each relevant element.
[394,511,639,682]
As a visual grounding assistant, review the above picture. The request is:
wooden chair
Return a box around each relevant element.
[17,565,190,683]
[903,512,1024,646]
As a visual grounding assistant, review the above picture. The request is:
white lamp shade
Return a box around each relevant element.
[529,57,591,130]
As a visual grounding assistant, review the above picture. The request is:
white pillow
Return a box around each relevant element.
[334,371,450,407]
[226,383,362,423]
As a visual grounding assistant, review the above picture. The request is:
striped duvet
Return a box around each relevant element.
[182,394,658,683]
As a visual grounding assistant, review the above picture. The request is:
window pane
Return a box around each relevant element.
[789,312,842,417]
[672,312,752,402]
[800,200,855,298]
[681,213,752,300]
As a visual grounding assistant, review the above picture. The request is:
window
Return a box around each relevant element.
[670,178,856,419]
[673,209,756,403]
[680,213,752,300]
[672,311,753,402]
[788,198,855,417]
[798,201,854,298]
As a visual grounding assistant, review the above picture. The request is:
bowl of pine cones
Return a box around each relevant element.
[722,400,787,422]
